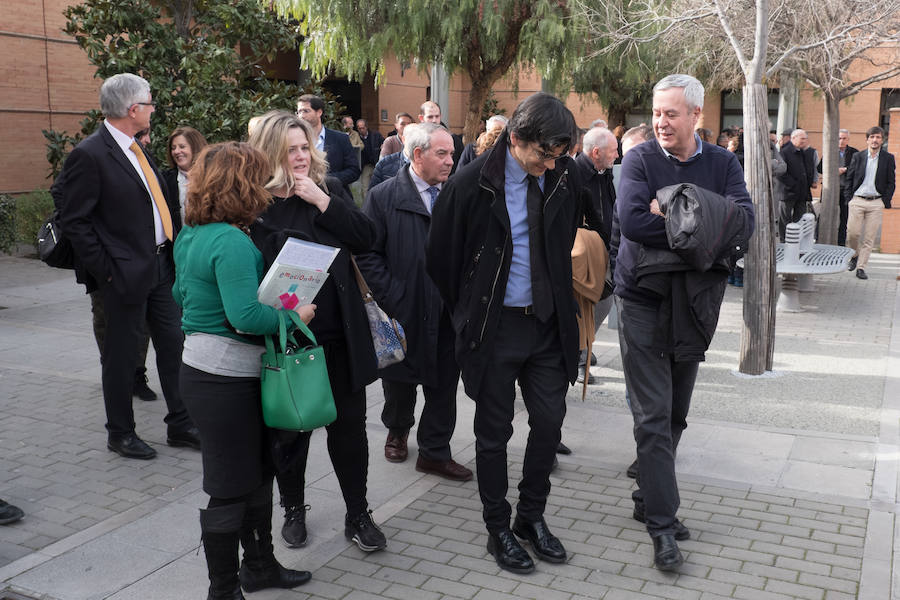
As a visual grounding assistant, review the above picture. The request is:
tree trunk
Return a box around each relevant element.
[739,82,778,374]
[817,93,841,244]
[463,78,493,144]
[606,107,626,129]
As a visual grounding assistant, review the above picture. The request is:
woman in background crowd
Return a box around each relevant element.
[164,126,208,223]
[173,141,315,599]
[247,112,385,554]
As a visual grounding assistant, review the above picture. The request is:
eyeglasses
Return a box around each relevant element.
[132,101,156,108]
[531,145,567,162]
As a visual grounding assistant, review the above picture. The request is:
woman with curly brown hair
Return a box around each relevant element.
[247,112,384,554]
[173,141,314,599]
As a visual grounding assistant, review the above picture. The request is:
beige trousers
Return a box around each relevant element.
[846,196,884,269]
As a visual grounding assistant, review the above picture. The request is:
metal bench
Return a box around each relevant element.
[776,214,854,312]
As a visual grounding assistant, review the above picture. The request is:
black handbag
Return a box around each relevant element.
[37,209,75,269]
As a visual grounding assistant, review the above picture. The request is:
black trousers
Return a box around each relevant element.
[778,199,807,242]
[381,316,460,462]
[90,290,150,378]
[275,339,369,516]
[838,193,850,246]
[617,297,698,538]
[473,310,568,533]
[100,251,191,436]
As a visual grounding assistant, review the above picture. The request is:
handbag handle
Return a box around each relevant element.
[264,310,319,364]
[350,256,374,300]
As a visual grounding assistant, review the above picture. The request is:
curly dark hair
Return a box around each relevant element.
[184,142,271,228]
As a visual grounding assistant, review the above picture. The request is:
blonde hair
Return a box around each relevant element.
[247,111,328,193]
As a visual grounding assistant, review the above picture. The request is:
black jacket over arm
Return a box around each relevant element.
[847,149,896,209]
[776,142,816,205]
[425,130,584,397]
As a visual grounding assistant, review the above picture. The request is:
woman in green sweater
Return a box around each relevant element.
[173,141,315,600]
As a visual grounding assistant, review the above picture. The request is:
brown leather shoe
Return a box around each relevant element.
[384,432,408,463]
[415,456,474,481]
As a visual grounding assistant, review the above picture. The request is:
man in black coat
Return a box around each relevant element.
[357,118,384,192]
[572,126,618,384]
[775,129,817,241]
[356,123,472,483]
[58,73,198,459]
[846,125,896,280]
[297,94,360,191]
[426,93,582,575]
[818,128,858,245]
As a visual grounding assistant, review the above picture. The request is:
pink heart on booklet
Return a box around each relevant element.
[279,293,300,310]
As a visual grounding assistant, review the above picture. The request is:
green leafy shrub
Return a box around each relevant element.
[15,191,54,252]
[0,194,15,254]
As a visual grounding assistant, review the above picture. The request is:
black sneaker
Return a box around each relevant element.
[345,509,386,552]
[0,500,24,525]
[282,504,309,547]
[133,374,158,401]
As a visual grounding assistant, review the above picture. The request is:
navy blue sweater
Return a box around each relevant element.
[615,139,753,304]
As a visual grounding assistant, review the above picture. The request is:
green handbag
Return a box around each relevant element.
[260,310,336,431]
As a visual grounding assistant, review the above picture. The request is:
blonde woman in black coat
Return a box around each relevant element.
[247,111,385,553]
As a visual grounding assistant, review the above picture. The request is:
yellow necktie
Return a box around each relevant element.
[129,140,173,241]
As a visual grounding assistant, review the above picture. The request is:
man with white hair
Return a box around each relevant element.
[775,128,816,241]
[572,126,619,383]
[59,73,198,459]
[616,74,754,571]
[356,123,473,482]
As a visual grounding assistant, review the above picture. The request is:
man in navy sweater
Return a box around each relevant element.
[615,74,754,571]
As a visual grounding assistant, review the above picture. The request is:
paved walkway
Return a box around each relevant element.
[0,252,898,599]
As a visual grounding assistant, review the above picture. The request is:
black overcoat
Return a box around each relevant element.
[355,166,449,386]
[250,176,378,393]
[425,130,584,397]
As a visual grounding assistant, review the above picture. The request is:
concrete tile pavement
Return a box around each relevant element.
[0,253,898,599]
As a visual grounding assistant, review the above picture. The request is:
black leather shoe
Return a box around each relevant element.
[590,352,597,366]
[626,458,639,479]
[133,373,157,401]
[108,433,156,459]
[633,501,690,540]
[486,529,534,574]
[848,256,857,271]
[167,427,201,450]
[512,516,567,563]
[856,268,868,280]
[652,534,684,571]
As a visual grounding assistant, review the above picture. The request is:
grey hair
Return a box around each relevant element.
[791,128,807,138]
[486,115,508,129]
[591,118,607,128]
[100,73,151,119]
[582,127,614,154]
[653,74,704,111]
[403,122,447,159]
[839,128,850,135]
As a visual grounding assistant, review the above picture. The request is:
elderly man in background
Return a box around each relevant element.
[357,123,473,482]
[572,126,619,384]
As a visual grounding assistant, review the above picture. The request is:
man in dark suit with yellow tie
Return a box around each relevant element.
[59,73,198,459]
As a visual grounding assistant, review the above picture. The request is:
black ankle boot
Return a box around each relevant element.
[200,504,246,600]
[238,499,311,592]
